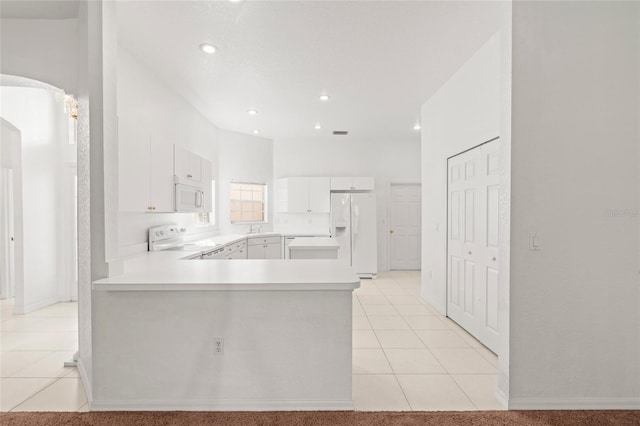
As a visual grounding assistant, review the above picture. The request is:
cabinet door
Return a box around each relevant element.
[188,151,202,182]
[352,177,375,191]
[118,118,151,212]
[149,139,174,212]
[174,145,190,180]
[330,177,351,191]
[247,244,264,259]
[264,242,282,259]
[287,177,310,213]
[308,177,330,212]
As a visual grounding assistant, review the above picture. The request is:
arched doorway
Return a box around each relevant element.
[0,75,78,314]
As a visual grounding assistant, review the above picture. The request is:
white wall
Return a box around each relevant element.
[273,138,420,271]
[217,129,274,235]
[420,33,503,313]
[0,19,78,94]
[508,1,639,408]
[0,87,70,313]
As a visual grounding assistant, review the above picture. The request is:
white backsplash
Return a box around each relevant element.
[274,212,331,235]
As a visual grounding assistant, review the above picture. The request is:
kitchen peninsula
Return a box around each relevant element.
[91,250,359,411]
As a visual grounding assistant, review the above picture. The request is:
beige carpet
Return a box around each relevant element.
[1,411,639,426]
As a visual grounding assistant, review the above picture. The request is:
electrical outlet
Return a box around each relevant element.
[214,337,224,355]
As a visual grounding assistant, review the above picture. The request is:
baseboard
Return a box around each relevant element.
[508,397,640,410]
[76,359,93,404]
[494,388,508,409]
[14,295,61,314]
[90,399,354,411]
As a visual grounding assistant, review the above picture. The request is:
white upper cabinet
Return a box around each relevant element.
[308,177,331,212]
[276,177,330,213]
[118,118,173,212]
[174,145,202,182]
[287,177,310,213]
[330,176,375,191]
[148,138,174,212]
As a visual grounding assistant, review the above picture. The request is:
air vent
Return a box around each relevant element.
[332,131,349,136]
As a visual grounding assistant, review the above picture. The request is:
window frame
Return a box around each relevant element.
[229,181,267,224]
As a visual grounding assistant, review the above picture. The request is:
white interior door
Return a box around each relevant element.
[389,183,421,270]
[447,139,500,353]
[1,168,16,299]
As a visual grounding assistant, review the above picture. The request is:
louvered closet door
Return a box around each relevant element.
[447,139,500,353]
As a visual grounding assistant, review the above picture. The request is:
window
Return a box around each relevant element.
[230,182,266,223]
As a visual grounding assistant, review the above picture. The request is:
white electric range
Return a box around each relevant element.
[148,225,221,255]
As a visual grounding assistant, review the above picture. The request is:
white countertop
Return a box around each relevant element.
[288,237,340,249]
[95,232,359,291]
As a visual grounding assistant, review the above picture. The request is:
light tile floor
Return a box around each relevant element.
[352,271,503,411]
[0,271,503,412]
[0,298,88,412]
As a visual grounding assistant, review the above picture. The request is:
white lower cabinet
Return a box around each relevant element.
[225,240,247,259]
[201,237,283,260]
[226,248,247,259]
[247,236,282,259]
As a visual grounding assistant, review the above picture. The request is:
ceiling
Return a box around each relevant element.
[94,2,505,142]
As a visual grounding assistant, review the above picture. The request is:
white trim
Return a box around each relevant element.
[494,388,508,409]
[14,295,60,314]
[77,359,92,405]
[508,397,640,410]
[89,399,354,412]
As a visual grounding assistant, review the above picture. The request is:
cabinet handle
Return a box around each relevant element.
[187,174,193,178]
[350,186,355,190]
[263,245,267,248]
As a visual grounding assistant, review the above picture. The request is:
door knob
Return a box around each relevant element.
[389,230,394,234]
[492,257,497,261]
[468,251,472,255]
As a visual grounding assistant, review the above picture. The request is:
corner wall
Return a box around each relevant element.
[508,1,640,408]
[116,46,219,249]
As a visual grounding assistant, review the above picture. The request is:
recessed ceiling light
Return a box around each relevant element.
[319,94,330,101]
[199,43,216,54]
[252,130,259,135]
[314,123,322,130]
[248,109,258,116]
[413,123,421,131]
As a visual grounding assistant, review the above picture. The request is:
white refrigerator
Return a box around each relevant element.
[330,192,377,278]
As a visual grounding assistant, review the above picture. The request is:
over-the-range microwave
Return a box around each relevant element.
[174,177,205,213]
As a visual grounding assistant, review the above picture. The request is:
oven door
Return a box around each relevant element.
[175,183,204,212]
